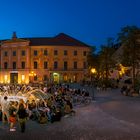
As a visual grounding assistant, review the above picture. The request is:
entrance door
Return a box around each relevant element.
[10,73,18,84]
[53,73,59,83]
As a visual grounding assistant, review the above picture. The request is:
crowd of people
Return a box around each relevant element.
[0,83,90,133]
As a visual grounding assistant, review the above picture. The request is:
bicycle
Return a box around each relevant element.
[80,96,92,105]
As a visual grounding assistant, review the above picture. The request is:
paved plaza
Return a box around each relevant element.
[0,84,140,140]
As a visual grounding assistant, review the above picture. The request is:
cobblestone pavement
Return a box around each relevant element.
[1,84,140,140]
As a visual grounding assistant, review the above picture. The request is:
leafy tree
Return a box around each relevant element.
[99,45,116,84]
[87,46,99,68]
[87,46,102,86]
[87,46,101,77]
[98,38,116,87]
[118,25,140,90]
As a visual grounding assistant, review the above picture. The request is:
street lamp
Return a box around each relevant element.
[91,68,96,74]
[90,68,97,100]
[90,68,96,85]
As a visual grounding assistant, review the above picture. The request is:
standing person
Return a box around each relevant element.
[0,104,2,121]
[9,101,17,132]
[17,103,28,133]
[1,96,9,123]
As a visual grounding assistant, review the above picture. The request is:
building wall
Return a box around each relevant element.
[0,40,90,84]
[30,45,90,83]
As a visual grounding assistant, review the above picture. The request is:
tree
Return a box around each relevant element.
[118,25,140,90]
[87,46,101,77]
[87,46,98,68]
[99,44,116,86]
[87,46,102,86]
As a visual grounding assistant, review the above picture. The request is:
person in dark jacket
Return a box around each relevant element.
[17,103,28,133]
[9,101,17,132]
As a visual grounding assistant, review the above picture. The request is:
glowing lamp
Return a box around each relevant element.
[91,68,96,74]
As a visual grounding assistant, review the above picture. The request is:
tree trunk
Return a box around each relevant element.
[132,63,135,89]
[132,43,136,91]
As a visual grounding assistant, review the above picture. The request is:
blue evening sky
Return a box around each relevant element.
[0,0,140,50]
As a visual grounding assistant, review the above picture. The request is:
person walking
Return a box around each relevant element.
[9,101,17,132]
[1,96,9,123]
[17,103,28,133]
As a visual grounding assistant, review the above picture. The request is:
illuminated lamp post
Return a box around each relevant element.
[90,68,96,85]
[90,68,97,100]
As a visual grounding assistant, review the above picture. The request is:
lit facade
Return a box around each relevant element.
[0,32,91,84]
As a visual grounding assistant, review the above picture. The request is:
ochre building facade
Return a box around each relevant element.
[0,32,91,84]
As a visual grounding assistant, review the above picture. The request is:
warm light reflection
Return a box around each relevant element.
[91,68,96,74]
[21,75,25,82]
[29,71,36,76]
[119,64,128,76]
[4,75,8,83]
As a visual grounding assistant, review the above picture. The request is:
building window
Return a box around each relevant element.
[34,75,37,81]
[34,50,38,56]
[64,50,67,56]
[44,61,48,69]
[83,51,87,56]
[54,50,58,55]
[74,51,77,56]
[44,50,48,56]
[83,62,87,69]
[64,61,68,70]
[4,62,8,69]
[54,61,58,69]
[13,62,16,69]
[44,75,48,81]
[21,50,26,56]
[4,51,8,57]
[21,61,25,69]
[74,61,77,69]
[13,51,16,56]
[34,61,38,69]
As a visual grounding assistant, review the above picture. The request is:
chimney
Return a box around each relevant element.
[12,32,17,40]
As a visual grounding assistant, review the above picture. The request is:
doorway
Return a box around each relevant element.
[10,73,18,84]
[53,73,59,83]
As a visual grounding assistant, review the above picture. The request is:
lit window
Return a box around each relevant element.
[21,75,25,82]
[4,75,8,83]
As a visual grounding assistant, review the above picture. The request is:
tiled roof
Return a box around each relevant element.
[23,33,90,47]
[2,38,29,43]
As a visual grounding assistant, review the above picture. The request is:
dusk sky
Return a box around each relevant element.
[0,0,140,50]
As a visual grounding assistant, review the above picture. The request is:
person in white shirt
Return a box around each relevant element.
[1,96,9,123]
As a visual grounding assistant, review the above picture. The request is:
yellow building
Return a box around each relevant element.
[0,32,91,84]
